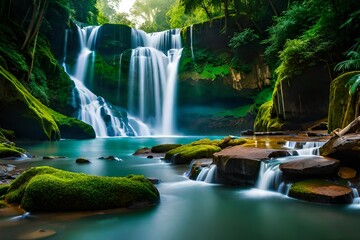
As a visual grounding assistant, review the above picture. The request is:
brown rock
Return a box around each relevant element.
[279,156,340,177]
[213,146,289,185]
[338,167,357,179]
[289,179,353,204]
[75,158,91,164]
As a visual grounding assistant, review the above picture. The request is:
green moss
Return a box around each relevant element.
[151,144,183,153]
[0,184,10,196]
[0,200,6,208]
[0,143,25,158]
[164,144,221,164]
[5,166,160,212]
[288,179,352,204]
[254,100,284,131]
[328,71,360,132]
[49,109,95,139]
[0,66,60,140]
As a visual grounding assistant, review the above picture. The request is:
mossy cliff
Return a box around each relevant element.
[4,166,160,212]
[254,65,331,131]
[328,71,360,132]
[0,66,95,140]
[0,130,26,159]
[0,66,60,140]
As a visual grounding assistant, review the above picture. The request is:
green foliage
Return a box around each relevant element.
[229,28,259,49]
[200,64,230,80]
[253,88,273,109]
[215,105,253,118]
[254,100,283,131]
[6,166,160,212]
[346,74,360,95]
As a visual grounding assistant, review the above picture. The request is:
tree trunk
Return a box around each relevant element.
[223,0,229,34]
[201,4,212,19]
[267,0,278,16]
[320,116,360,156]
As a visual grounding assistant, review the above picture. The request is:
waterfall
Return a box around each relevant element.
[195,165,217,183]
[128,29,182,135]
[190,25,195,60]
[64,25,150,137]
[256,159,292,194]
[352,188,360,204]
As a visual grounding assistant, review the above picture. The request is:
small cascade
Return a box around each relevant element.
[284,141,325,156]
[128,29,182,135]
[64,25,150,137]
[195,165,217,183]
[352,188,360,204]
[256,157,299,194]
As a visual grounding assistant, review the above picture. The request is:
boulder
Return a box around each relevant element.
[5,166,160,212]
[338,167,357,179]
[76,158,91,164]
[288,179,353,204]
[213,145,289,185]
[164,145,221,164]
[320,133,360,166]
[279,156,340,178]
[151,144,182,153]
[133,147,152,155]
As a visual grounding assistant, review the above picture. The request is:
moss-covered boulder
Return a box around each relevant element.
[151,144,183,153]
[328,72,360,132]
[5,166,160,212]
[288,179,353,204]
[0,184,10,197]
[50,109,95,139]
[0,66,60,140]
[165,145,221,164]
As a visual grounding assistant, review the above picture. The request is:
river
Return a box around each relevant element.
[1,137,360,240]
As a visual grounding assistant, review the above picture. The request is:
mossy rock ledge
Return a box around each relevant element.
[164,145,221,164]
[4,166,160,212]
[288,179,353,204]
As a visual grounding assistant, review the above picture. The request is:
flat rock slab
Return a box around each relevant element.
[289,179,353,204]
[279,156,340,177]
[213,146,291,185]
[320,133,360,162]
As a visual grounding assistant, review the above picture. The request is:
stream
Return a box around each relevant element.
[1,136,360,240]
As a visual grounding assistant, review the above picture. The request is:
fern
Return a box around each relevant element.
[346,74,360,95]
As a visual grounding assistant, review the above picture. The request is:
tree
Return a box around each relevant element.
[130,0,175,32]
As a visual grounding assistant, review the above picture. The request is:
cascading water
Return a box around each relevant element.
[128,29,183,135]
[64,25,149,137]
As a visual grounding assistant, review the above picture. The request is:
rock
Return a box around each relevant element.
[164,145,221,164]
[147,155,154,159]
[213,145,287,185]
[320,133,360,167]
[43,156,66,160]
[268,150,296,158]
[338,167,357,179]
[288,179,353,204]
[186,158,213,180]
[279,156,340,177]
[133,147,152,155]
[147,178,161,184]
[151,144,182,153]
[18,229,57,240]
[75,158,91,164]
[99,156,121,161]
